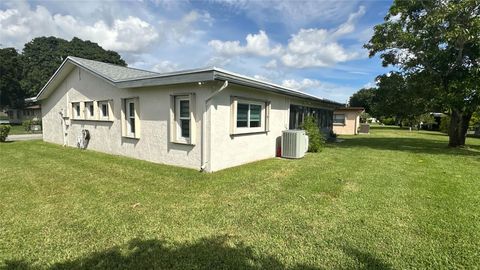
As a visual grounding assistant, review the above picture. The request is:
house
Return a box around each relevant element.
[3,98,42,124]
[332,107,364,135]
[36,57,342,172]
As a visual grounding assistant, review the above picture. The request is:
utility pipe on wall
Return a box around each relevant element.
[200,80,229,172]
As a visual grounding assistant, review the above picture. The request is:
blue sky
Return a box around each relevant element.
[0,0,394,103]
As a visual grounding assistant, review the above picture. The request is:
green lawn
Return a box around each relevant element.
[1,128,479,269]
[6,125,41,135]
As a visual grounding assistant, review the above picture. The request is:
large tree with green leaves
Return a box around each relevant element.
[0,48,25,109]
[365,0,480,147]
[21,36,126,97]
[373,72,434,126]
[349,88,376,115]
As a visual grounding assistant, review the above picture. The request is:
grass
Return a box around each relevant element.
[0,127,479,269]
[6,125,41,135]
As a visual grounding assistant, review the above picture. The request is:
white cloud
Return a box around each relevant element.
[54,15,158,52]
[209,30,282,57]
[264,59,277,69]
[280,6,366,68]
[282,78,354,102]
[152,60,179,73]
[211,0,360,29]
[208,6,367,69]
[0,3,158,52]
[159,10,213,45]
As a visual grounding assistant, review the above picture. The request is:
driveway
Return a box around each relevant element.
[6,134,43,141]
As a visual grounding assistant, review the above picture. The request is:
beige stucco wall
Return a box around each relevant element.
[207,85,334,172]
[41,67,210,170]
[42,66,336,172]
[332,111,360,135]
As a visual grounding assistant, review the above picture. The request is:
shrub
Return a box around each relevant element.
[22,120,32,132]
[301,116,325,152]
[439,116,450,133]
[382,117,396,125]
[0,125,11,142]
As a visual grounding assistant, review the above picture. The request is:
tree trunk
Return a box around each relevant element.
[448,109,472,147]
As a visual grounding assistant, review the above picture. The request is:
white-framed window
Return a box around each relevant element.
[333,114,345,125]
[231,98,268,134]
[122,98,140,139]
[175,96,190,143]
[85,101,94,119]
[98,100,110,120]
[72,102,81,119]
[170,94,196,145]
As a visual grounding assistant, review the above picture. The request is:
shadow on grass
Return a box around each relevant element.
[333,137,479,156]
[4,235,320,270]
[342,247,392,270]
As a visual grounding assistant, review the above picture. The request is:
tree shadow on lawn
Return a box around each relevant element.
[3,235,320,270]
[333,136,479,156]
[341,246,392,270]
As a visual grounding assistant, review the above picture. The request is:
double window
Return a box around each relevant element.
[333,114,345,125]
[231,98,269,134]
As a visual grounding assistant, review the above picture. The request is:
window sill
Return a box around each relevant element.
[71,119,114,123]
[122,136,140,140]
[230,130,268,136]
[333,123,345,126]
[171,140,195,146]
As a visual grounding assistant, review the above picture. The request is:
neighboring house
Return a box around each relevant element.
[4,100,42,124]
[332,107,364,135]
[36,56,342,172]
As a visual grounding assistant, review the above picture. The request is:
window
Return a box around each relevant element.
[333,114,345,125]
[122,98,140,139]
[72,102,81,119]
[175,96,191,143]
[236,103,262,128]
[231,98,268,134]
[127,100,135,137]
[85,101,94,119]
[98,101,110,120]
[171,94,196,144]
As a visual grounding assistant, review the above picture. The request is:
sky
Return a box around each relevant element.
[0,0,394,103]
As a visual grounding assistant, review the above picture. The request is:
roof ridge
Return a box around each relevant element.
[67,56,160,75]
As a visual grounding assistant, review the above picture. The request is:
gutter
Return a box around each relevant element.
[200,80,229,172]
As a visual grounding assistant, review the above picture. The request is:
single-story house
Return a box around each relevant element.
[36,56,342,172]
[332,107,364,135]
[3,98,42,124]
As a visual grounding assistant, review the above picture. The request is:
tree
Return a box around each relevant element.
[349,88,376,115]
[21,36,126,97]
[0,48,25,109]
[373,72,434,127]
[365,0,480,147]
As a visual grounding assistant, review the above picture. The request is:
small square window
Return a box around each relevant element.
[333,114,345,125]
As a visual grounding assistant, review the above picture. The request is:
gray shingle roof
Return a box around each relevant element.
[69,56,159,82]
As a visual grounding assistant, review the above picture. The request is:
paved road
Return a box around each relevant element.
[6,134,43,141]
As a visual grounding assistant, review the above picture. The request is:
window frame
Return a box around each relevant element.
[98,100,111,121]
[85,101,94,119]
[175,96,191,144]
[72,102,81,119]
[121,97,140,139]
[333,113,346,125]
[231,97,268,135]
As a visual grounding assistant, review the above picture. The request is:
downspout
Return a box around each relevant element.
[200,80,229,172]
